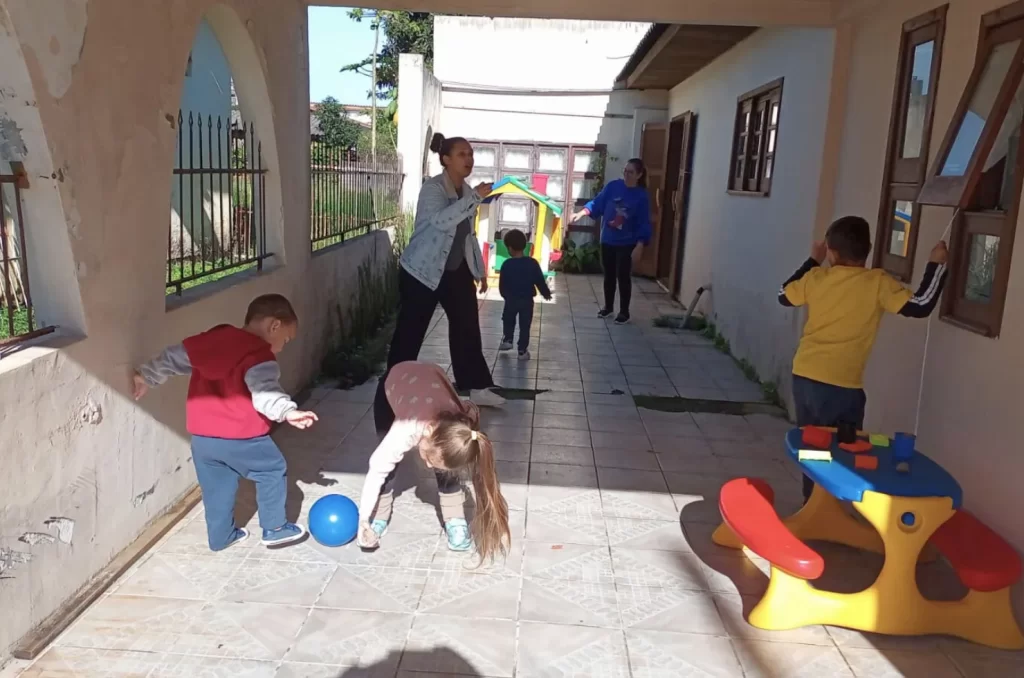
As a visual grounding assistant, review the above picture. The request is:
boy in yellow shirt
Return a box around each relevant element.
[779,215,948,501]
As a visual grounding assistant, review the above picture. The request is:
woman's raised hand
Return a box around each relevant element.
[474,182,493,199]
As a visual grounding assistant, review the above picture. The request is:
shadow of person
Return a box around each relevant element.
[336,647,484,677]
[231,445,340,528]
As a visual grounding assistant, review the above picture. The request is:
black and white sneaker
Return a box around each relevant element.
[614,313,631,325]
[597,308,614,319]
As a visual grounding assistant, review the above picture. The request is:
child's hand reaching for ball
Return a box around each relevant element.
[132,372,149,401]
[357,521,380,550]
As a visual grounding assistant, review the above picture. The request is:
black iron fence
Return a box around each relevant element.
[311,144,403,251]
[0,163,53,347]
[168,111,269,296]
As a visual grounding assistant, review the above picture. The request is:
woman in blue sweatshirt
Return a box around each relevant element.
[569,159,652,324]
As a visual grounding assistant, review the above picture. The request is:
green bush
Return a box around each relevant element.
[561,239,602,274]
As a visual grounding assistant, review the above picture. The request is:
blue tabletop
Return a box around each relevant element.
[785,428,962,508]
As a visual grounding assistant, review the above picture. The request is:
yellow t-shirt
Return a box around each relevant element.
[785,265,912,388]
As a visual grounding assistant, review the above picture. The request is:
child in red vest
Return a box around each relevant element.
[133,294,318,551]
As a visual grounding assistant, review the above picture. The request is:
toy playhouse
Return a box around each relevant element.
[474,177,563,282]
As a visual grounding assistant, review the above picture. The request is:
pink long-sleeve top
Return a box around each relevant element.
[357,361,476,521]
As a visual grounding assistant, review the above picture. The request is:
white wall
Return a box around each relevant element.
[669,27,836,395]
[397,53,442,211]
[172,20,234,253]
[432,16,667,184]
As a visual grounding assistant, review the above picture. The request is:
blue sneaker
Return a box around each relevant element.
[371,519,389,539]
[261,522,307,546]
[213,527,249,552]
[445,518,472,552]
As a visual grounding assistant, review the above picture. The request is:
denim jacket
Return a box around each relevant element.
[400,171,486,291]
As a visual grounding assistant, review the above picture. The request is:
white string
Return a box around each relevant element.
[913,208,959,436]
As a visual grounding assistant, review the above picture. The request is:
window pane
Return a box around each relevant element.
[764,157,773,180]
[475,146,497,167]
[572,177,599,200]
[573,150,599,173]
[538,148,567,172]
[889,200,914,256]
[504,148,532,170]
[976,74,1024,211]
[469,171,496,186]
[902,41,935,159]
[768,128,777,153]
[500,199,530,225]
[546,174,565,199]
[941,40,1020,176]
[965,233,1000,303]
[770,102,780,126]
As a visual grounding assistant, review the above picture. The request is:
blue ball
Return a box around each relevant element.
[308,494,359,547]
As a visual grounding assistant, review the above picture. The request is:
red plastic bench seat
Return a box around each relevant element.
[929,510,1022,593]
[719,477,825,580]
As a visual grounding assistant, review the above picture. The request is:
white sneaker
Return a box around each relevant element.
[499,339,514,351]
[518,350,531,361]
[470,388,506,408]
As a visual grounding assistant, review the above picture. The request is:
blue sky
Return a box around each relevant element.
[308,6,377,105]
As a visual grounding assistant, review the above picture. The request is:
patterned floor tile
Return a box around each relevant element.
[524,510,609,546]
[417,570,521,619]
[318,564,428,612]
[312,532,439,569]
[402,615,515,677]
[517,622,630,677]
[523,542,614,584]
[114,553,244,600]
[519,577,620,628]
[58,596,206,653]
[839,647,962,677]
[285,609,412,667]
[217,558,336,605]
[170,602,309,660]
[604,517,692,552]
[611,548,709,590]
[732,640,854,677]
[18,647,164,677]
[617,585,725,634]
[150,655,278,678]
[626,630,743,677]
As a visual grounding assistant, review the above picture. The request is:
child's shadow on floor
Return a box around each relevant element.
[337,648,483,676]
[232,454,340,530]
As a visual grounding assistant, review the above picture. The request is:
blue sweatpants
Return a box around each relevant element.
[191,434,288,551]
[502,298,535,352]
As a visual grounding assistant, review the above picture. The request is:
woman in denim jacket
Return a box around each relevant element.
[373,133,505,432]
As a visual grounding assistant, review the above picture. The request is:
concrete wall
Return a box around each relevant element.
[832,0,1024,569]
[667,27,836,397]
[0,0,390,658]
[397,53,442,212]
[432,16,668,188]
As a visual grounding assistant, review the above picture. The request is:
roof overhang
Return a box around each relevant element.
[615,23,758,90]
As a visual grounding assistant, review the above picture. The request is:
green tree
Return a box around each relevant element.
[314,96,362,149]
[341,10,433,100]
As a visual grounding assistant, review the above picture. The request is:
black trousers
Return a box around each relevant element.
[374,263,494,432]
[792,374,867,501]
[601,244,636,314]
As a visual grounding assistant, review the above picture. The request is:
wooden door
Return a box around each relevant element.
[669,112,697,300]
[637,122,669,277]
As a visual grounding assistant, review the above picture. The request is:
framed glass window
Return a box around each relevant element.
[874,6,947,281]
[537,147,568,172]
[502,146,533,170]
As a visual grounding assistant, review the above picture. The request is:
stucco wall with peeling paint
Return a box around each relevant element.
[0,0,390,659]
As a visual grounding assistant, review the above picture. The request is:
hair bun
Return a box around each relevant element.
[429,132,446,154]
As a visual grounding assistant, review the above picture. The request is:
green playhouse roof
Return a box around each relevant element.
[482,177,563,216]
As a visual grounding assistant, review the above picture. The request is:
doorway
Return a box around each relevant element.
[667,112,697,299]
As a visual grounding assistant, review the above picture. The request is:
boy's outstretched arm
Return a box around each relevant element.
[893,241,949,318]
[244,362,318,428]
[778,242,825,307]
[134,344,192,398]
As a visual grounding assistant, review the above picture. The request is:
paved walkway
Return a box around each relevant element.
[9,276,1016,677]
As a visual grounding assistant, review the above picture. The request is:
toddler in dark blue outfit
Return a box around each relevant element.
[498,229,552,360]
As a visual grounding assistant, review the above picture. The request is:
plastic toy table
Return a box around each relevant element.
[712,428,1024,649]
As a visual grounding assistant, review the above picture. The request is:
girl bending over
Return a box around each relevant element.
[357,361,510,562]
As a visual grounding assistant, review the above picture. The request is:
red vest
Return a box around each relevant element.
[181,325,276,439]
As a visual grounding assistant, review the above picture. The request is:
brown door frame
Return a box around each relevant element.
[668,111,697,300]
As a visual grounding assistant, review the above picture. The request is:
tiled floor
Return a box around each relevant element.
[11,276,1024,677]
